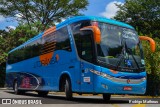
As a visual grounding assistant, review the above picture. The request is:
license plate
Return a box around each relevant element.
[123,86,132,91]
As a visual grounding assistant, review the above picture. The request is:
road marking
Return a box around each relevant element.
[132,104,146,107]
[113,104,146,107]
[112,104,120,107]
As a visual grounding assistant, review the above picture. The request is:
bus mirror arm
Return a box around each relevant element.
[80,26,101,44]
[139,36,156,52]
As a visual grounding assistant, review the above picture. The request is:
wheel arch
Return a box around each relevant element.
[59,71,72,91]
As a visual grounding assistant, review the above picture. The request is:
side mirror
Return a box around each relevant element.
[139,36,156,52]
[80,26,101,44]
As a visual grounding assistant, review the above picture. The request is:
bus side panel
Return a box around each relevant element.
[5,72,42,90]
[6,50,78,91]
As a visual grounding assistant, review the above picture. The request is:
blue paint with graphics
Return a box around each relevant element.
[6,16,146,95]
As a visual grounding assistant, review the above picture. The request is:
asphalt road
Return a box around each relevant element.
[0,90,159,107]
[0,89,129,104]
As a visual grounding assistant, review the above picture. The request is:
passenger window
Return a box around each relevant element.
[43,26,71,52]
[8,26,71,64]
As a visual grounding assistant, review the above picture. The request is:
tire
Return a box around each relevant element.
[103,93,111,101]
[65,78,73,100]
[37,91,49,97]
[13,81,25,95]
[14,81,19,94]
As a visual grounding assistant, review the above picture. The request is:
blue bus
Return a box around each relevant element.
[6,16,155,100]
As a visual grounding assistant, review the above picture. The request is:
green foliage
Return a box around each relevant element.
[0,0,88,31]
[114,0,160,36]
[0,24,39,64]
[142,38,160,75]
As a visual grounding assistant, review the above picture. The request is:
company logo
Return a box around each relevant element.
[39,26,59,66]
[127,79,131,84]
[2,99,11,104]
[34,54,59,68]
[1,99,42,104]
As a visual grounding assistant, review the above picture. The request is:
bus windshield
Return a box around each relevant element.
[96,22,145,72]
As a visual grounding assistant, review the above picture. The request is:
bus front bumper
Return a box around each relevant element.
[94,75,146,95]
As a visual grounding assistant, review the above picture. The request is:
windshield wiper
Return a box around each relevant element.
[126,47,140,70]
[115,39,140,71]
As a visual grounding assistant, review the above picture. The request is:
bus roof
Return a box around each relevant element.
[57,16,134,29]
[9,16,134,53]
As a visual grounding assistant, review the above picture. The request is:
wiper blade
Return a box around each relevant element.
[116,38,140,71]
[126,48,140,70]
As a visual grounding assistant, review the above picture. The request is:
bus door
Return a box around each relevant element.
[80,62,94,92]
[78,31,95,92]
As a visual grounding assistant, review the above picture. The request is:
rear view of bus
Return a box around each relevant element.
[6,16,155,101]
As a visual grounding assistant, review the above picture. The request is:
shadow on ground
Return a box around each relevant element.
[5,91,129,104]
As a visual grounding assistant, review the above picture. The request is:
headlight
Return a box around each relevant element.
[90,69,112,79]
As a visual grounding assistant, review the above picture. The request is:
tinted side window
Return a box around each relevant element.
[42,26,71,54]
[70,21,95,62]
[55,27,71,51]
[8,26,71,64]
[80,31,94,62]
[8,39,42,64]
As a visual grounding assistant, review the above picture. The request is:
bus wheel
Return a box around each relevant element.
[37,91,49,97]
[65,78,73,100]
[14,81,19,94]
[103,93,111,101]
[13,81,25,95]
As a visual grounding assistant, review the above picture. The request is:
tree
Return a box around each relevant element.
[0,24,38,64]
[114,0,160,37]
[142,38,160,96]
[0,0,88,31]
[0,30,10,87]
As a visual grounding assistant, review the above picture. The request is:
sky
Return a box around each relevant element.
[0,0,124,30]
